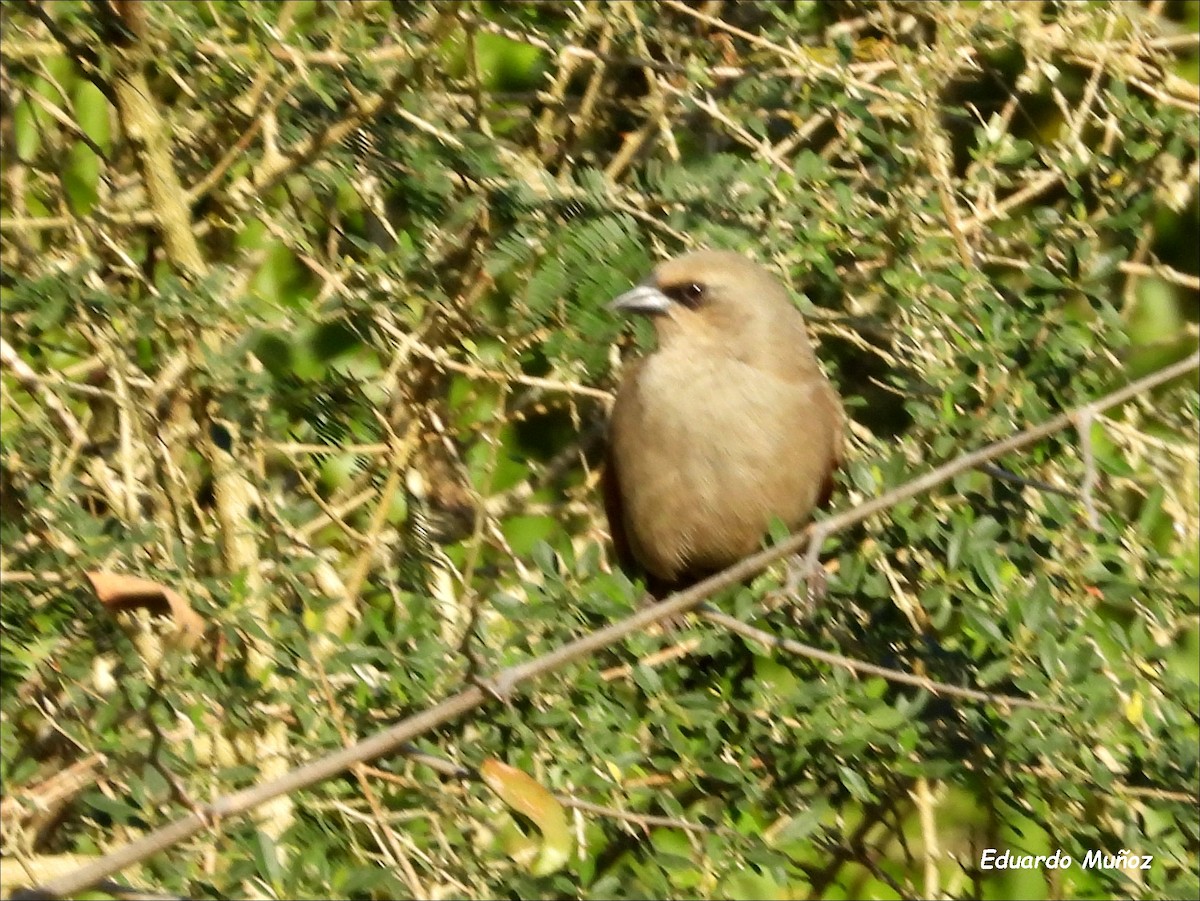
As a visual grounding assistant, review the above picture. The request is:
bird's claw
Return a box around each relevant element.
[473,671,517,705]
[781,554,827,623]
[464,644,515,705]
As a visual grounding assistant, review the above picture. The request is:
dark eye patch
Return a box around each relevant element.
[662,282,705,308]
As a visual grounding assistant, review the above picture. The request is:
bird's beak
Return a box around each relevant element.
[609,284,671,316]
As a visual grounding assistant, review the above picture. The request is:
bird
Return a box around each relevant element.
[602,249,844,597]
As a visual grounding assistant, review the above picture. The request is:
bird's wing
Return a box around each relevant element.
[601,447,682,600]
[601,432,639,578]
[813,380,844,509]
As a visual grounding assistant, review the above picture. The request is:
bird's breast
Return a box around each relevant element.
[611,350,839,582]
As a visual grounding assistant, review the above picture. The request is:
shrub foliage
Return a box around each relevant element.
[1,2,1197,899]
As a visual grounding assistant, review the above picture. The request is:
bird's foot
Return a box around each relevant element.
[465,644,517,706]
[638,591,691,634]
[777,554,827,623]
[472,670,517,705]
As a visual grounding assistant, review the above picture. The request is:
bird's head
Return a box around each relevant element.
[609,249,818,373]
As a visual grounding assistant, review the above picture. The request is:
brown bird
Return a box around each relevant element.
[603,249,843,596]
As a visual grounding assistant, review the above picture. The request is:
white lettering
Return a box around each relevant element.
[979,847,1158,872]
[1080,849,1152,869]
[980,849,1078,870]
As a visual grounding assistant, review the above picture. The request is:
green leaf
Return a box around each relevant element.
[72,79,111,152]
[1027,266,1063,289]
[14,98,40,161]
[64,142,100,214]
[838,766,872,802]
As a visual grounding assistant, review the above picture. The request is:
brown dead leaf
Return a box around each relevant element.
[84,571,207,649]
[480,758,573,876]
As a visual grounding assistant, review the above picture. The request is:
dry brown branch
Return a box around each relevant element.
[103,19,204,275]
[406,337,613,403]
[1,337,88,446]
[193,37,417,68]
[1119,261,1200,292]
[911,777,941,900]
[555,796,730,837]
[661,0,907,103]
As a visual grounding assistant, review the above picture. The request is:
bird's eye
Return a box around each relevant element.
[668,282,705,307]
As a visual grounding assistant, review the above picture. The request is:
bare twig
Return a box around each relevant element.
[555,796,730,837]
[698,606,1067,713]
[911,777,940,900]
[1075,405,1102,530]
[1,337,88,446]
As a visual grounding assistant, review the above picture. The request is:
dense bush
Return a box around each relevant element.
[2,2,1197,899]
